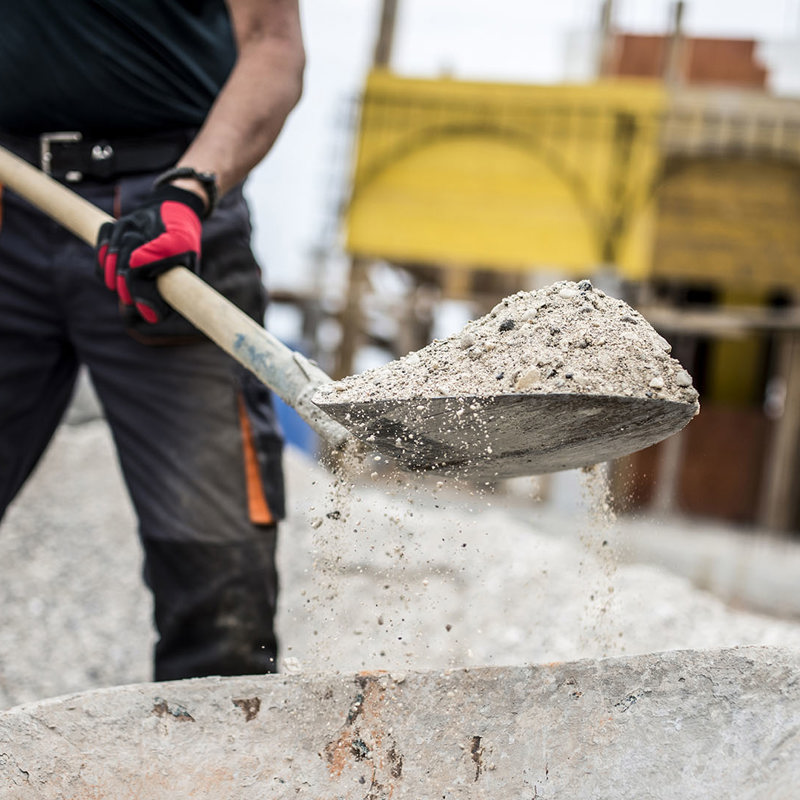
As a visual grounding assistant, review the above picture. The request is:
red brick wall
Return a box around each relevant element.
[611,34,768,88]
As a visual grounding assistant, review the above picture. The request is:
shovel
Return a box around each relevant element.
[0,145,697,480]
[0,144,350,450]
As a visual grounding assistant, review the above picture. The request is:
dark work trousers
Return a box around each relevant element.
[0,169,286,681]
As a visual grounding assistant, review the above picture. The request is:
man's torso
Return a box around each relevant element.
[0,0,236,135]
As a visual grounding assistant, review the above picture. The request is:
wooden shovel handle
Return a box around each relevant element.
[0,145,350,449]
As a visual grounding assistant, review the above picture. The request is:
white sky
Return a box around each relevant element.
[247,0,800,296]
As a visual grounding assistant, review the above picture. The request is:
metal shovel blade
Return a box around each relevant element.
[313,392,698,479]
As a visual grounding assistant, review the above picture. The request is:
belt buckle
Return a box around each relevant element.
[39,131,82,177]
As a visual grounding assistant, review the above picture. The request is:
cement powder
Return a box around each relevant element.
[315,280,699,407]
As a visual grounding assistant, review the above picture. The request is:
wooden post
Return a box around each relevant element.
[651,335,695,514]
[333,1,398,377]
[651,431,687,514]
[597,0,615,78]
[758,331,800,532]
[664,1,685,86]
[334,256,370,380]
[373,0,399,69]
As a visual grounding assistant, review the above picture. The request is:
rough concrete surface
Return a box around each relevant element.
[3,379,800,797]
[0,646,798,799]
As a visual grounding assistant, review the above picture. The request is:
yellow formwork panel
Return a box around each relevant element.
[652,158,800,291]
[345,71,667,278]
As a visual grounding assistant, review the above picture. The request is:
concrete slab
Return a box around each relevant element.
[1,646,798,799]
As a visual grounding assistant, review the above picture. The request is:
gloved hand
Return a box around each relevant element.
[96,185,206,324]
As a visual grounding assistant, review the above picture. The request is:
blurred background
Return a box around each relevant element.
[245,0,800,535]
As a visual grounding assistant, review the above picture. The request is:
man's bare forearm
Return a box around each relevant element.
[173,0,305,206]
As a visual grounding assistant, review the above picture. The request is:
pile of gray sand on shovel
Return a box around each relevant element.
[314,280,700,408]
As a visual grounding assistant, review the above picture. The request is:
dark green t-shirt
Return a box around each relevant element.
[0,0,236,135]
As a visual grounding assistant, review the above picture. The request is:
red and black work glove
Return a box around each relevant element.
[96,185,206,325]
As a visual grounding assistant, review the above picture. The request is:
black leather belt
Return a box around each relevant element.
[0,129,196,183]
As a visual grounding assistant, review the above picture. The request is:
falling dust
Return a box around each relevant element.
[286,430,497,674]
[293,437,442,673]
[286,438,361,673]
[577,463,626,658]
[291,281,701,673]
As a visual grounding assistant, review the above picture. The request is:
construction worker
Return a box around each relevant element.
[0,0,305,680]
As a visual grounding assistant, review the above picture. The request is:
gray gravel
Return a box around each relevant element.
[0,420,152,707]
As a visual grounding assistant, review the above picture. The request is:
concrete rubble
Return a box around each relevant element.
[1,646,798,799]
